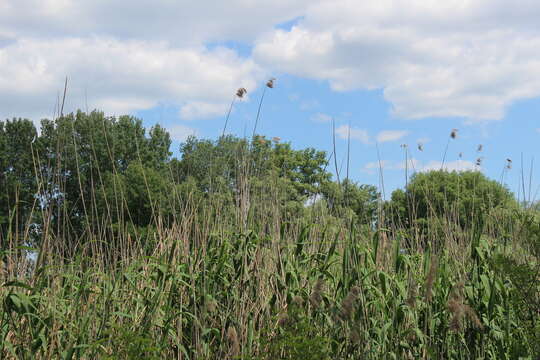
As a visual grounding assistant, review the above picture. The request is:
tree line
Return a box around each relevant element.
[0,110,521,257]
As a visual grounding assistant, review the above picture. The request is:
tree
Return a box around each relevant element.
[320,179,379,225]
[386,170,516,235]
[0,118,39,247]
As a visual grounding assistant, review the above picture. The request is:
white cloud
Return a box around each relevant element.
[376,130,409,143]
[180,102,230,121]
[422,160,477,172]
[335,124,370,144]
[363,158,477,174]
[0,37,262,122]
[299,99,319,111]
[167,124,198,142]
[254,0,540,121]
[7,1,540,126]
[311,112,332,123]
[0,0,312,45]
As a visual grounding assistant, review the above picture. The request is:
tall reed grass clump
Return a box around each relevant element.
[0,112,538,359]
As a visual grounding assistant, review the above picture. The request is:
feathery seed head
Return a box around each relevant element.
[236,87,247,98]
[310,278,325,310]
[226,326,240,357]
[476,157,483,166]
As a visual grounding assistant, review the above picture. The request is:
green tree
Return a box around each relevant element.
[387,170,516,235]
[320,179,379,224]
[0,118,39,247]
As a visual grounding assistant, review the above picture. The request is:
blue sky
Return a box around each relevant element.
[136,74,539,200]
[1,1,539,199]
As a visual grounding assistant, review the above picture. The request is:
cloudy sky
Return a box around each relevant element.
[1,0,539,198]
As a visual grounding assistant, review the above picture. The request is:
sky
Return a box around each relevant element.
[1,0,539,200]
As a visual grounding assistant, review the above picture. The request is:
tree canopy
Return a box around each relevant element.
[387,170,517,235]
[1,111,380,253]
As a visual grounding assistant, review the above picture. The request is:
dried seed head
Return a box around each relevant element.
[272,136,281,143]
[277,312,290,327]
[236,87,247,98]
[464,305,483,329]
[350,328,361,344]
[266,78,275,88]
[506,158,512,169]
[424,256,438,303]
[406,279,418,308]
[310,278,325,310]
[417,143,424,151]
[459,152,463,158]
[226,326,240,357]
[292,295,304,307]
[477,144,483,152]
[339,286,360,321]
[448,297,464,332]
[447,281,468,332]
[450,129,458,139]
[476,157,483,166]
[205,297,217,313]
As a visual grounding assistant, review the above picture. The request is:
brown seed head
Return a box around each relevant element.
[464,305,484,329]
[417,143,424,151]
[406,279,417,308]
[278,312,290,327]
[424,256,438,303]
[236,87,247,98]
[506,158,512,169]
[476,157,483,166]
[477,144,483,152]
[310,278,325,310]
[450,129,458,139]
[205,297,217,313]
[292,295,304,307]
[340,286,360,321]
[266,78,275,88]
[226,326,240,357]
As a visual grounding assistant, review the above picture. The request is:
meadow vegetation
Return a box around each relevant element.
[0,111,538,359]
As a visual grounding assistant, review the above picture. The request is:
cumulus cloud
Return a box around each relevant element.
[254,0,540,121]
[376,130,409,143]
[2,1,315,123]
[0,37,262,121]
[7,1,540,126]
[167,124,198,141]
[311,112,332,123]
[363,158,477,175]
[335,124,370,144]
[0,0,312,45]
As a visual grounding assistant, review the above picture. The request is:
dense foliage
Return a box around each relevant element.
[0,111,538,359]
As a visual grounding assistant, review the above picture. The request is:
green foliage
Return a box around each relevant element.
[1,109,538,359]
[0,118,38,245]
[255,305,331,360]
[387,170,517,239]
[321,179,379,224]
